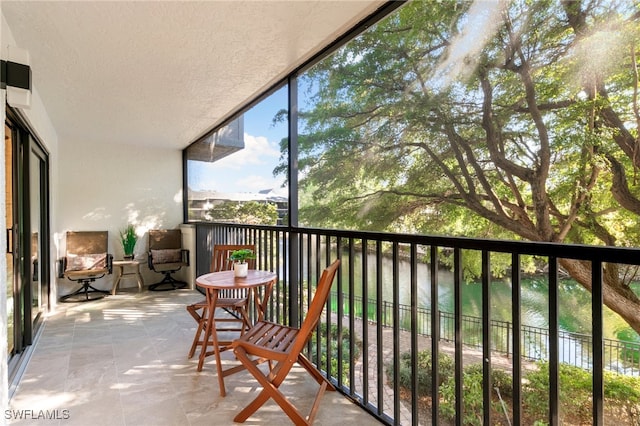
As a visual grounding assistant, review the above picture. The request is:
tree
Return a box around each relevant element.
[208,200,278,225]
[289,0,640,333]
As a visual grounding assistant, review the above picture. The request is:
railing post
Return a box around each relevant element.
[481,250,492,426]
[592,260,604,425]
[549,257,559,426]
[430,245,440,425]
[289,231,300,327]
[287,74,300,328]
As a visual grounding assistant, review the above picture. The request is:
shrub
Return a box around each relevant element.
[523,362,640,424]
[386,352,640,425]
[603,370,640,423]
[439,363,513,426]
[309,322,361,384]
[524,362,593,422]
[386,350,455,396]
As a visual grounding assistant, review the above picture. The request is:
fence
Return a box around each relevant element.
[330,292,640,376]
[197,221,640,425]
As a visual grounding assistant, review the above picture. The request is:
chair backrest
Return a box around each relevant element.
[211,244,256,272]
[66,231,108,255]
[293,259,340,354]
[148,229,182,250]
[63,231,110,274]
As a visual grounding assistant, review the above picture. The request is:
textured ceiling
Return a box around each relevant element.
[2,1,386,149]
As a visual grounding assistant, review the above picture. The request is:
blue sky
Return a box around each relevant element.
[189,86,288,195]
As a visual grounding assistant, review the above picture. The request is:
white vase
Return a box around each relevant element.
[234,262,248,277]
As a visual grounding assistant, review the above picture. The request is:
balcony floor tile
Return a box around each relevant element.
[9,289,379,425]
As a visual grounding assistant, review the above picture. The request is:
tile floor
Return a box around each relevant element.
[8,289,380,426]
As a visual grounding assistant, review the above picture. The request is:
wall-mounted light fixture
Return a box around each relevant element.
[1,46,31,109]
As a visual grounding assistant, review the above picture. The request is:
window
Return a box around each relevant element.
[186,85,289,225]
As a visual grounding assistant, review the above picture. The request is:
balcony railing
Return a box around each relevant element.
[327,293,640,376]
[194,222,640,425]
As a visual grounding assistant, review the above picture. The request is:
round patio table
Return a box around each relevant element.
[195,269,277,396]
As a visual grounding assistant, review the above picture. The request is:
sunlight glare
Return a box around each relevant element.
[432,0,508,89]
[103,308,145,321]
[572,26,626,87]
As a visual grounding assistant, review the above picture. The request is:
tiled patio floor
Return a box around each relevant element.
[8,289,380,426]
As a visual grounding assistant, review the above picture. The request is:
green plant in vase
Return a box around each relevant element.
[120,224,138,260]
[229,248,256,277]
[229,249,256,263]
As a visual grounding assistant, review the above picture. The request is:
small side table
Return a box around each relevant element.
[112,260,144,295]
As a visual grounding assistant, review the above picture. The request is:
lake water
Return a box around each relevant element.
[335,252,639,346]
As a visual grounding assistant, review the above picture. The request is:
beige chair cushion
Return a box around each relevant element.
[65,253,107,272]
[150,248,182,264]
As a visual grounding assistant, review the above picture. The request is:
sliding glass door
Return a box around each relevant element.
[5,123,17,360]
[5,111,50,377]
[28,143,48,330]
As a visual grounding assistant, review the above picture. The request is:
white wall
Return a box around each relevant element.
[1,9,188,414]
[56,139,185,295]
[1,11,59,419]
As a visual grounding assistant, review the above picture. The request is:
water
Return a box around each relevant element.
[334,252,640,367]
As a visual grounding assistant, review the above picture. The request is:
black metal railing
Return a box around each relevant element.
[194,222,640,426]
[326,292,640,375]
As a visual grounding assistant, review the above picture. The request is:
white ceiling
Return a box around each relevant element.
[2,0,386,149]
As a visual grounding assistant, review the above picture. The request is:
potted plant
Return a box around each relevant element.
[120,224,138,260]
[229,248,256,277]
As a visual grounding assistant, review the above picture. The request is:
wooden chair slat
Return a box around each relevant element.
[231,259,340,425]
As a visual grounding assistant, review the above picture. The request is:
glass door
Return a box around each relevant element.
[28,143,49,327]
[5,111,50,376]
[5,123,18,359]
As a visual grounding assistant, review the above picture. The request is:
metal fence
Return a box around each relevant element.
[328,292,640,375]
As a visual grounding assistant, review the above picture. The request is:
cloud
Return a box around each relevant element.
[189,132,287,193]
[215,133,281,169]
[236,174,280,192]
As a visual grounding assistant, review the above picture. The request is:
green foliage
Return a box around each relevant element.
[119,224,137,256]
[207,200,278,225]
[279,0,640,333]
[228,248,256,263]
[523,361,640,424]
[603,370,640,422]
[309,322,361,384]
[439,363,513,426]
[292,0,640,244]
[388,354,640,425]
[523,362,591,421]
[386,350,455,396]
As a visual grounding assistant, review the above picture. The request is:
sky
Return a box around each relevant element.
[188,86,288,196]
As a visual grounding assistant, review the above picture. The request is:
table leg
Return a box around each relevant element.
[111,266,123,295]
[197,288,215,371]
[135,266,144,292]
[254,280,275,321]
[197,288,228,396]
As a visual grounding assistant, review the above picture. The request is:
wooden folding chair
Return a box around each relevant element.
[231,259,340,425]
[187,244,256,358]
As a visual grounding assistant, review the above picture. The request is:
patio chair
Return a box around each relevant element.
[147,229,189,291]
[58,231,113,302]
[230,259,340,425]
[187,244,256,359]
